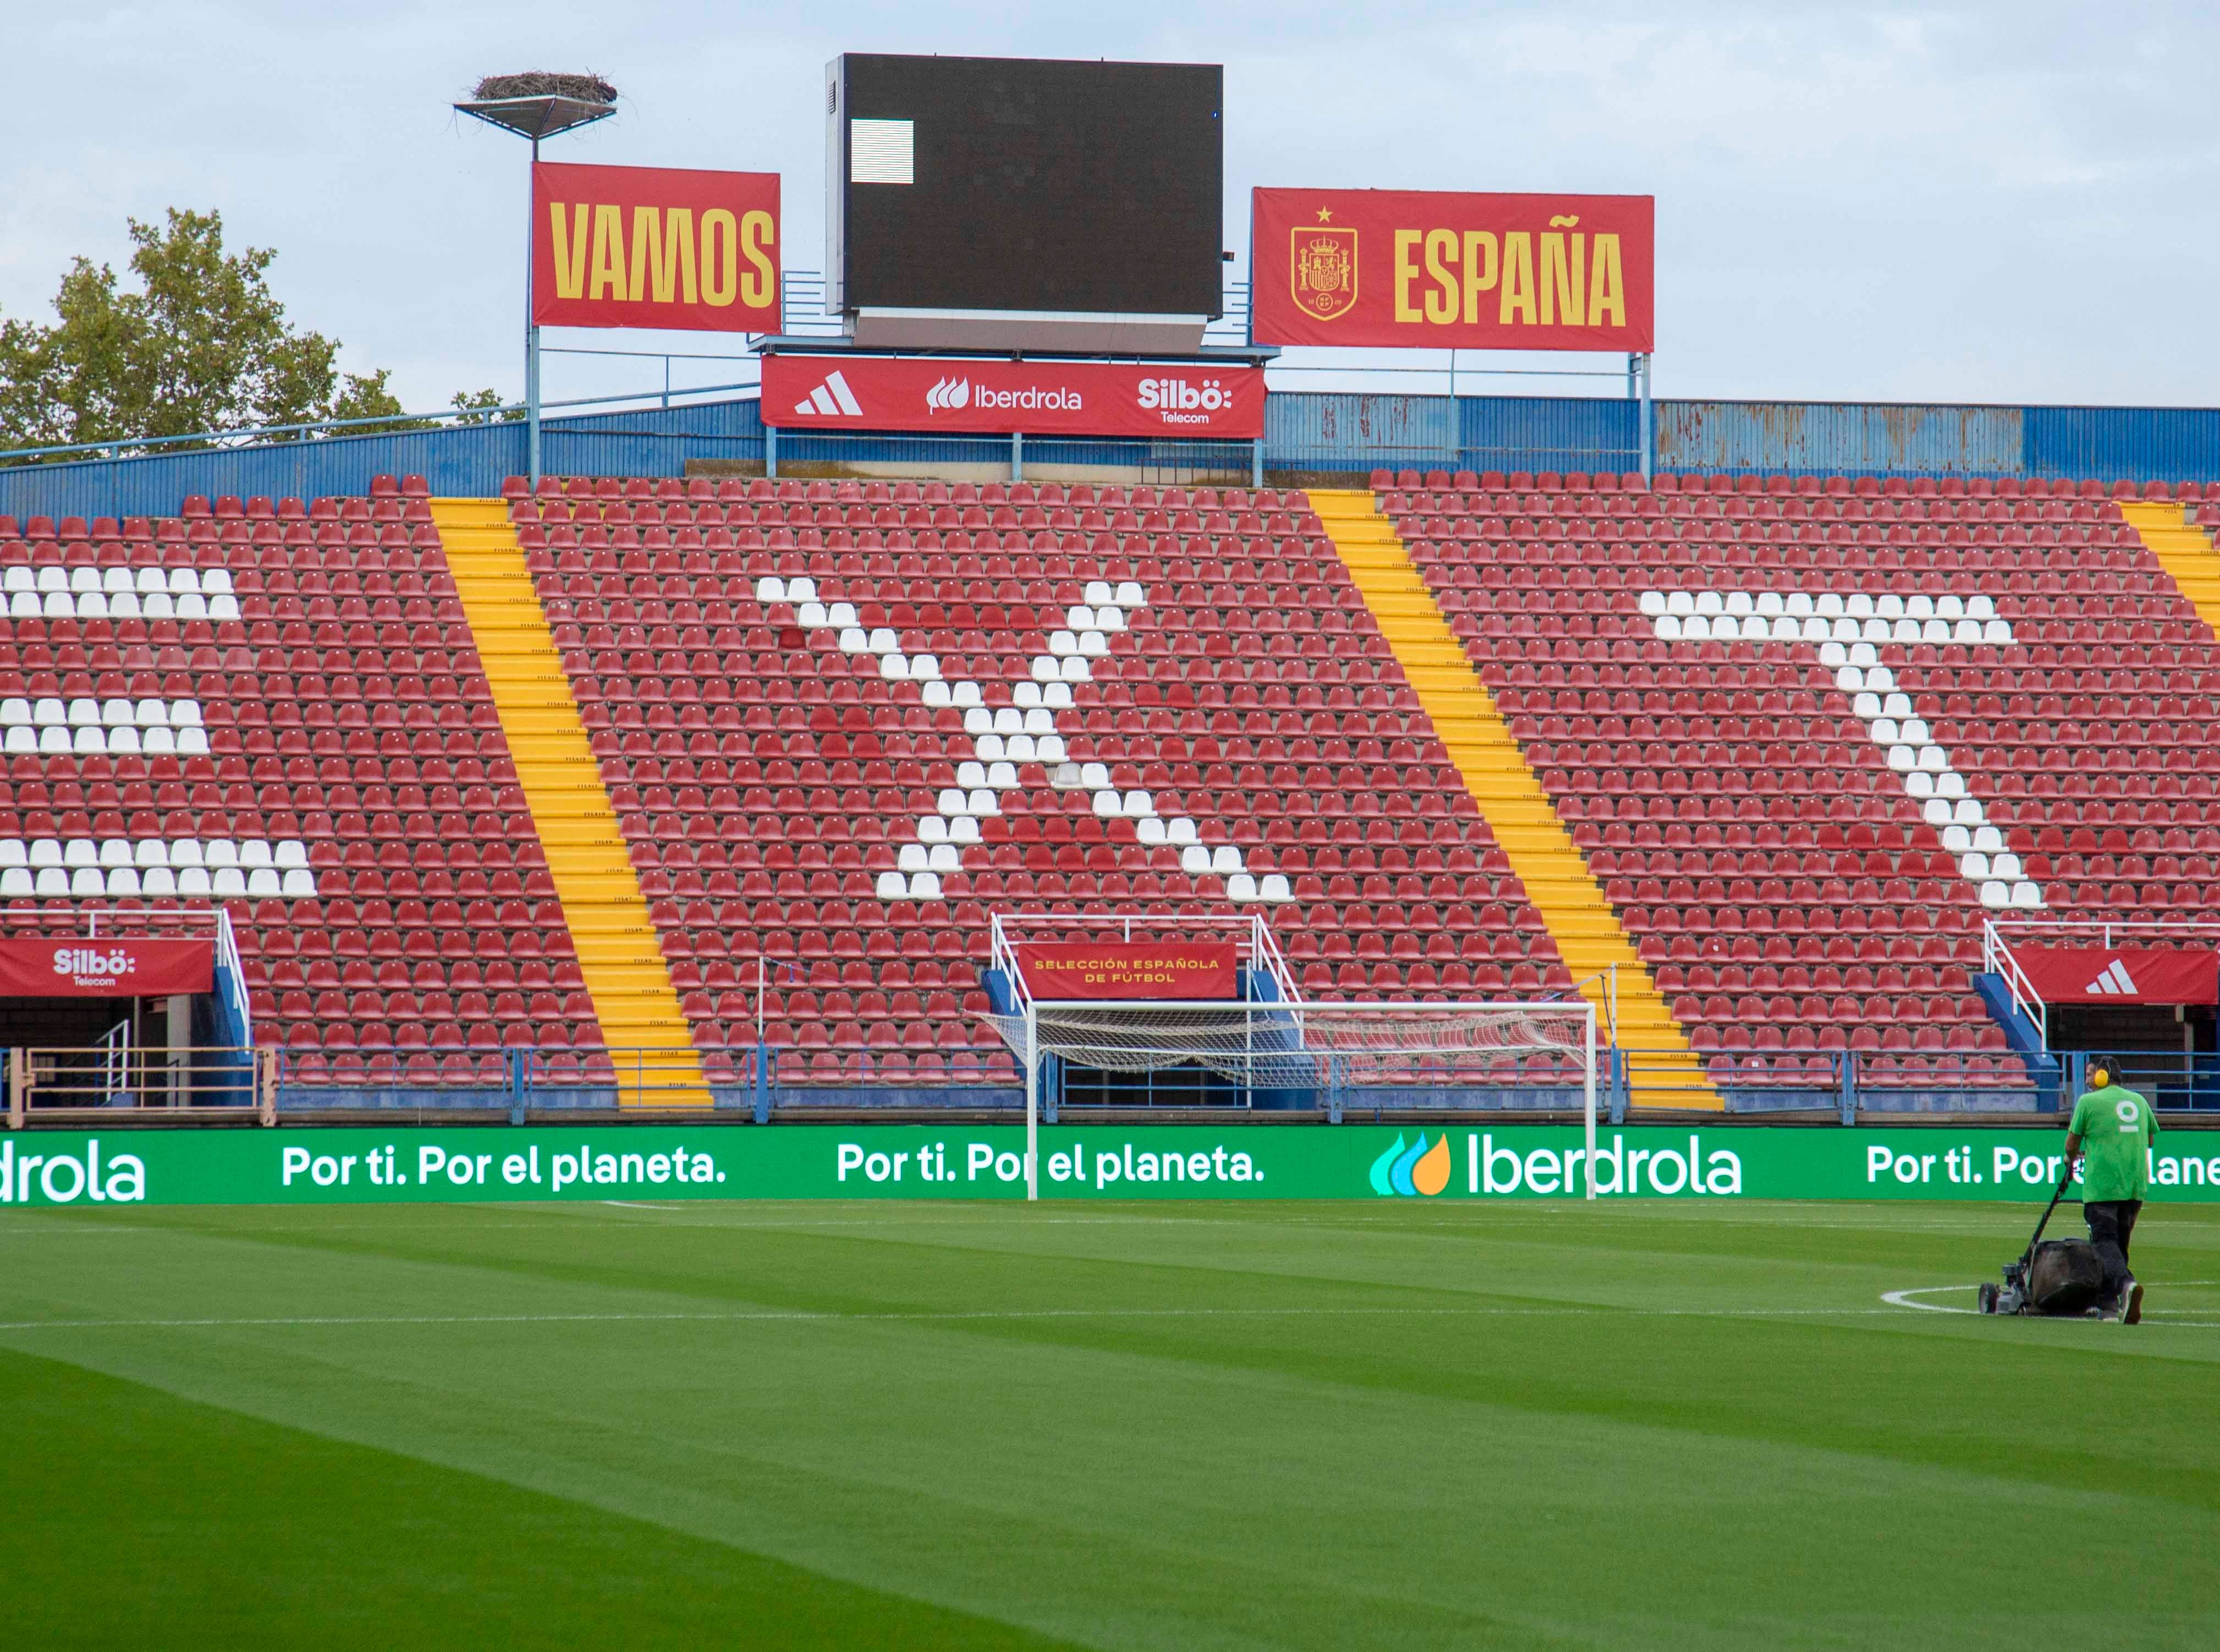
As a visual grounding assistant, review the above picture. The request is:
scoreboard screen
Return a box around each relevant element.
[828,54,1223,317]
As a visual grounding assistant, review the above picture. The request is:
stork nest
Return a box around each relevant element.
[470,72,618,105]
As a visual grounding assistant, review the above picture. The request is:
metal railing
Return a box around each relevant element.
[9,1044,272,1126]
[1981,920,2049,1046]
[14,1039,2212,1125]
[268,1044,1025,1121]
[0,382,746,469]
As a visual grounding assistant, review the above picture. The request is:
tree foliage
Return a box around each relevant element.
[448,387,519,426]
[0,208,486,456]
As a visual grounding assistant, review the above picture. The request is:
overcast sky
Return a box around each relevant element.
[6,2,2214,418]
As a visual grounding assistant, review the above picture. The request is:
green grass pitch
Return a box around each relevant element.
[3,1195,2216,1649]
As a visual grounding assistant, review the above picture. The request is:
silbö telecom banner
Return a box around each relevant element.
[2,1127,2217,1208]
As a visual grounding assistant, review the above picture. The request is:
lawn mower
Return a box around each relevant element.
[1977,1172,2106,1316]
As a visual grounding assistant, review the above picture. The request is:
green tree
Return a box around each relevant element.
[0,208,448,458]
[448,387,520,426]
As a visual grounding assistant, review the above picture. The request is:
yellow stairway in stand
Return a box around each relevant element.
[1308,490,1718,1109]
[2119,500,2220,634]
[430,499,710,1108]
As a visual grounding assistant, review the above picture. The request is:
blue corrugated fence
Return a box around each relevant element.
[7,390,2220,518]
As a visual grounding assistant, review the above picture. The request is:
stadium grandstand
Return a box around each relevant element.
[2,459,2217,1114]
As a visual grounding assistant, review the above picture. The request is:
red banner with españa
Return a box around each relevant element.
[531,162,779,333]
[1014,943,1239,1001]
[1250,188,1654,352]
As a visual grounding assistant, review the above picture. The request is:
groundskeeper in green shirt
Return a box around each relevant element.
[2068,1080,2158,1202]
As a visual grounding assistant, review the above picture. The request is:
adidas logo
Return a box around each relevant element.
[2084,958,2139,996]
[790,369,863,418]
[925,376,971,413]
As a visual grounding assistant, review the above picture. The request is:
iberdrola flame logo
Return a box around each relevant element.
[1368,1132,1452,1197]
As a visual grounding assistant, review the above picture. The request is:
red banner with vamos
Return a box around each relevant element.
[0,938,213,997]
[532,162,779,332]
[1251,188,1655,352]
[2016,948,2217,1005]
[762,355,1265,438]
[1014,943,1239,1001]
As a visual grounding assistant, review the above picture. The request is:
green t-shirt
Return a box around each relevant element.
[2069,1084,2158,1203]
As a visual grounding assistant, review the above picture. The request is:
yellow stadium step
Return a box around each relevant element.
[1308,489,1718,1110]
[430,498,711,1108]
[2119,501,2220,631]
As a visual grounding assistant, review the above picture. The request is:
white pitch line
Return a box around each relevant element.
[0,1303,2009,1334]
[1881,1285,2220,1327]
[8,1299,2218,1335]
[1882,1285,1979,1314]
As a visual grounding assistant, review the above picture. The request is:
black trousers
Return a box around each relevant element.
[2084,1199,2142,1300]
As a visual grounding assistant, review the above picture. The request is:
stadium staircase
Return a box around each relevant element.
[1310,490,1716,1107]
[2118,501,2220,633]
[431,498,708,1106]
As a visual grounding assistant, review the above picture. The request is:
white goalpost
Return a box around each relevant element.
[979,914,1601,1201]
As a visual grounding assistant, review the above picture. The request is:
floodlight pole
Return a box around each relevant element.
[454,90,616,491]
[526,133,542,489]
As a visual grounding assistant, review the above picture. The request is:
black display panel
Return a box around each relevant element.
[835,54,1222,316]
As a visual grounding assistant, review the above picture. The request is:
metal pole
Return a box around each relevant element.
[1025,1002,1039,1201]
[1638,352,1653,484]
[526,134,542,489]
[1251,435,1263,491]
[1584,1003,1598,1201]
[1012,430,1024,483]
[766,422,778,479]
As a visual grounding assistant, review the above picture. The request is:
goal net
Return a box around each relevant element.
[979,998,1596,1100]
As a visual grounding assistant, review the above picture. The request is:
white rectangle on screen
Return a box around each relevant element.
[850,118,915,184]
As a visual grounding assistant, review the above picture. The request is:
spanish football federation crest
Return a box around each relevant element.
[1290,224,1358,321]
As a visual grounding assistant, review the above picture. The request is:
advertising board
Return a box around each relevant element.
[1012,943,1239,1001]
[0,938,213,997]
[5,1126,2213,1208]
[531,161,779,332]
[762,355,1265,437]
[1251,187,1655,352]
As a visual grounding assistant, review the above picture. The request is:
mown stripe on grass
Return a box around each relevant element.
[1,1343,1087,1652]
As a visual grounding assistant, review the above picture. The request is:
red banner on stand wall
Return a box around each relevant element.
[1251,187,1655,352]
[761,355,1266,438]
[1014,943,1239,1002]
[2016,948,2217,1005]
[0,940,215,998]
[531,162,779,333]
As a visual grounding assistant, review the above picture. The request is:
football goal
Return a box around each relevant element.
[979,913,1602,1199]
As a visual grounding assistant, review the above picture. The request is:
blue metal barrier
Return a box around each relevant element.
[265,1044,2219,1118]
